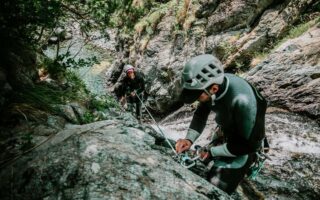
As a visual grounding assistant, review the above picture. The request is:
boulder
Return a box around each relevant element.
[246,25,320,120]
[225,0,317,68]
[0,120,230,200]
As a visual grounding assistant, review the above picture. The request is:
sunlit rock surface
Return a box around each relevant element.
[0,119,230,200]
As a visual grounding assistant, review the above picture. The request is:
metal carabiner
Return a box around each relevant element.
[180,153,201,168]
[181,156,196,168]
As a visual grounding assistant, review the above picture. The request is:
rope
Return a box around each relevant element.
[0,133,56,170]
[134,91,178,156]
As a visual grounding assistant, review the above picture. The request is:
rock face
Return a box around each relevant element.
[0,119,230,200]
[225,0,317,67]
[107,0,318,114]
[246,26,320,121]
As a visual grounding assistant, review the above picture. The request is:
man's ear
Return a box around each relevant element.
[210,84,219,94]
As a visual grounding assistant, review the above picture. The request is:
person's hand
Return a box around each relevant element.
[198,149,211,161]
[195,146,212,163]
[131,92,135,97]
[175,139,192,153]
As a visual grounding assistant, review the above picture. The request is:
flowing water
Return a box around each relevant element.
[43,24,116,95]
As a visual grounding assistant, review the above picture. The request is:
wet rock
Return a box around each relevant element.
[54,104,79,124]
[47,115,66,130]
[64,32,73,40]
[195,0,219,18]
[206,0,274,34]
[0,120,230,200]
[252,112,320,199]
[69,102,87,123]
[246,26,320,120]
[33,124,59,136]
[225,0,317,67]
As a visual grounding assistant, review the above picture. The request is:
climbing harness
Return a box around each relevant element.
[247,151,269,180]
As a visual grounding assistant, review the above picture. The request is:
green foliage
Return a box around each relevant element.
[0,0,63,43]
[89,95,120,112]
[56,51,99,69]
[65,71,89,95]
[0,0,140,50]
[251,16,320,65]
[79,94,121,124]
[216,41,237,61]
[135,9,165,35]
[82,111,95,123]
[10,71,88,114]
[287,17,318,38]
[20,132,34,150]
[12,85,67,112]
[275,17,320,49]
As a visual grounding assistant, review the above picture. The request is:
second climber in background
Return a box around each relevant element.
[115,64,145,123]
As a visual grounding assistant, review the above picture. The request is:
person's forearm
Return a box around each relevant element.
[185,128,200,143]
[210,143,236,157]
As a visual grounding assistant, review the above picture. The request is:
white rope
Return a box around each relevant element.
[134,92,178,156]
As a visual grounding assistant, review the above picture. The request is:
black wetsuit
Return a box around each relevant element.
[187,73,267,194]
[117,71,145,120]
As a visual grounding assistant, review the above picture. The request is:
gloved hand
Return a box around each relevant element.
[175,139,192,153]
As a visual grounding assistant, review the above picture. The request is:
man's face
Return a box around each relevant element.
[197,89,211,103]
[197,85,219,103]
[127,71,135,79]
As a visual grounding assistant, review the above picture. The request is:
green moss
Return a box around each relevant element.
[216,41,238,61]
[135,8,166,36]
[251,17,320,66]
[275,16,320,49]
[82,111,95,123]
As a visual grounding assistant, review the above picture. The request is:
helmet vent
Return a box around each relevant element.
[202,68,209,74]
[217,69,222,74]
[196,74,202,80]
[208,64,216,70]
[208,74,214,78]
[186,79,193,83]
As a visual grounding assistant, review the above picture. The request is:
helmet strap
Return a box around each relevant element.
[210,94,216,106]
[204,88,217,106]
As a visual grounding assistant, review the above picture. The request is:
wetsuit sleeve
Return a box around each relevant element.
[186,102,211,142]
[136,73,145,95]
[226,96,257,155]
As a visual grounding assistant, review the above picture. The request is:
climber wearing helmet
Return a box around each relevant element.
[175,54,267,194]
[117,64,145,123]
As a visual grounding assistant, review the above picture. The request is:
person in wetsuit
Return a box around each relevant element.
[116,64,145,122]
[175,54,267,194]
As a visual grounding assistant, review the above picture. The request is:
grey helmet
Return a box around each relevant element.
[180,54,224,103]
[124,64,134,73]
